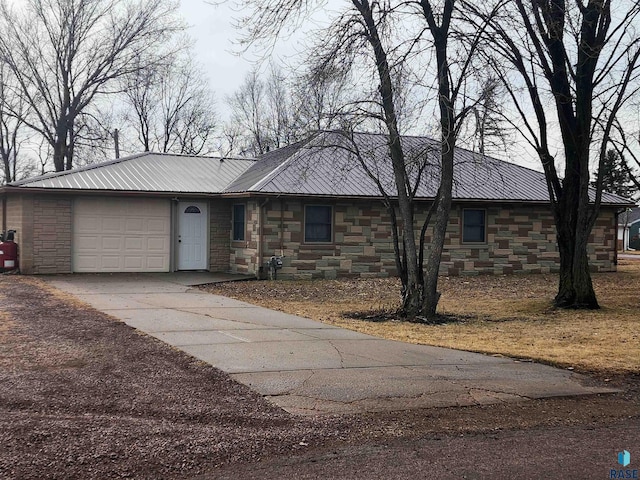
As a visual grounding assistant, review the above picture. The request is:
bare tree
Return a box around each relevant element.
[467,75,509,156]
[0,65,31,183]
[473,0,640,308]
[225,65,301,156]
[224,63,350,156]
[225,69,270,156]
[290,65,349,133]
[71,107,121,166]
[0,0,182,172]
[121,55,218,155]
[234,0,492,319]
[265,64,296,149]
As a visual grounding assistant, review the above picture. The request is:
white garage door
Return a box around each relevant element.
[73,197,171,272]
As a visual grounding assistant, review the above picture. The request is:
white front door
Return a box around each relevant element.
[178,201,208,270]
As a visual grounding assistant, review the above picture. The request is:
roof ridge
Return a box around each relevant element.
[151,151,256,162]
[247,136,318,191]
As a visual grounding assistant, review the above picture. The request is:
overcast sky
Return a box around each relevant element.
[176,1,546,170]
[177,1,305,119]
[178,2,246,104]
[175,3,541,174]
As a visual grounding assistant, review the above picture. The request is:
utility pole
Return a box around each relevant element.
[113,129,120,159]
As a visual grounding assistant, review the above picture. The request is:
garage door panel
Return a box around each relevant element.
[101,236,123,251]
[75,235,100,249]
[124,237,144,250]
[76,216,100,232]
[124,256,144,270]
[75,255,98,270]
[147,237,167,251]
[102,217,125,232]
[73,197,170,273]
[124,218,147,233]
[146,256,167,269]
[101,256,123,270]
[147,218,169,233]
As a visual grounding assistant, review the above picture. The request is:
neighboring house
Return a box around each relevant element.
[0,131,634,278]
[618,206,640,250]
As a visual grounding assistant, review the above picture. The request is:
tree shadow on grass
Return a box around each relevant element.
[344,309,473,325]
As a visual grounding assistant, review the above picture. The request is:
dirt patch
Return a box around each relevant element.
[0,276,348,479]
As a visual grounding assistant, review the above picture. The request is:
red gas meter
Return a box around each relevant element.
[0,230,18,272]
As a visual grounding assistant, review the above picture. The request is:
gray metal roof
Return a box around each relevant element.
[224,139,314,193]
[5,132,633,206]
[225,131,632,205]
[10,152,256,193]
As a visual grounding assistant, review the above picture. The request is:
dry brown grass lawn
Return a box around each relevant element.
[204,261,640,375]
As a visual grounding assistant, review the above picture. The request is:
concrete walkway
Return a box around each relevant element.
[44,274,616,415]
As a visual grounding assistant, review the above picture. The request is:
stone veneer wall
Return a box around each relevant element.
[435,204,615,276]
[4,194,32,272]
[2,193,72,274]
[229,199,261,275]
[209,200,232,272]
[230,198,617,280]
[32,195,72,274]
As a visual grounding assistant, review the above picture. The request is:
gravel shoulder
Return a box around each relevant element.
[1,275,639,479]
[0,276,345,479]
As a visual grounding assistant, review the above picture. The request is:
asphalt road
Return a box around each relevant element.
[213,420,640,479]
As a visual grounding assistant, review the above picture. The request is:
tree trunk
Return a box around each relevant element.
[554,208,599,309]
[388,203,408,291]
[353,0,422,318]
[52,138,66,172]
[53,117,70,172]
[553,153,599,309]
[422,146,454,318]
[66,123,75,171]
[2,153,10,183]
[401,273,424,315]
[418,1,455,320]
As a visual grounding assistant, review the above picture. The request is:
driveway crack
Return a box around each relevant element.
[327,340,346,368]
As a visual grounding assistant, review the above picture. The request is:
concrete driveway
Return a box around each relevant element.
[44,273,615,415]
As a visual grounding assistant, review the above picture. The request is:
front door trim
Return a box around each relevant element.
[177,200,208,270]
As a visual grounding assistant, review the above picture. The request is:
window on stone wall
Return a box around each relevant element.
[233,204,245,241]
[462,208,486,243]
[304,205,333,243]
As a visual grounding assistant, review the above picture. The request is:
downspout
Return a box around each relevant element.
[280,197,284,256]
[614,208,626,266]
[170,197,179,272]
[257,198,270,279]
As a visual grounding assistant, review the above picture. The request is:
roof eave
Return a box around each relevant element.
[2,184,634,207]
[0,186,229,198]
[221,191,555,205]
